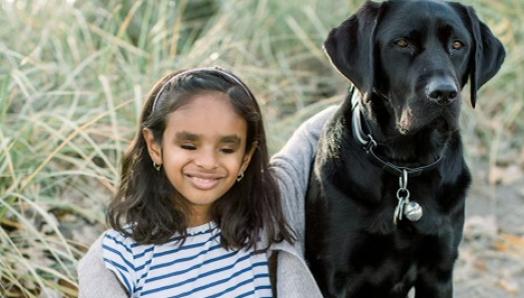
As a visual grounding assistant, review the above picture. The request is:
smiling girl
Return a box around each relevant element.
[79,67,334,298]
[98,67,293,297]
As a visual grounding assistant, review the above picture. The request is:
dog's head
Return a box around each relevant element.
[324,0,505,136]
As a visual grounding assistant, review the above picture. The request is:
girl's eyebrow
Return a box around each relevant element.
[176,131,199,141]
[175,131,241,144]
[220,135,241,144]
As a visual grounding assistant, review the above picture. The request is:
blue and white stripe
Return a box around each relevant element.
[102,222,272,298]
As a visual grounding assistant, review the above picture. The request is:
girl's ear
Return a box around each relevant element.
[239,141,258,174]
[143,128,163,165]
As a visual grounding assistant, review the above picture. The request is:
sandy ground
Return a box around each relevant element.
[453,162,524,298]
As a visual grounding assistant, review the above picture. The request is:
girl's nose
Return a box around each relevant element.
[194,149,218,169]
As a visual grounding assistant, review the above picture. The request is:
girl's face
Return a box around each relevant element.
[144,92,254,226]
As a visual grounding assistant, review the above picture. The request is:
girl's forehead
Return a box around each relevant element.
[164,92,248,139]
[176,91,232,111]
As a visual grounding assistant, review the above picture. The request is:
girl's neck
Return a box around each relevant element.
[188,208,211,227]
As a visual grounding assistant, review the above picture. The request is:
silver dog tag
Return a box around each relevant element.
[404,201,423,221]
[393,201,400,224]
[393,198,405,225]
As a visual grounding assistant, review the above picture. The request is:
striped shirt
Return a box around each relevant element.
[102,222,272,298]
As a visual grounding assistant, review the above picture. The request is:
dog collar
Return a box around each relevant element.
[350,87,442,225]
[350,87,443,177]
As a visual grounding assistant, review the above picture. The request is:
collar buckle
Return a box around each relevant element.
[363,134,377,153]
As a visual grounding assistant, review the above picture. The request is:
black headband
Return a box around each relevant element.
[151,66,254,113]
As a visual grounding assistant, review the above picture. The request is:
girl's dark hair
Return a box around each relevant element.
[107,67,295,249]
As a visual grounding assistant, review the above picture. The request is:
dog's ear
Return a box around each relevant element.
[454,4,505,108]
[323,1,385,102]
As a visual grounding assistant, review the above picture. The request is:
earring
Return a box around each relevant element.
[236,173,244,182]
[153,162,161,171]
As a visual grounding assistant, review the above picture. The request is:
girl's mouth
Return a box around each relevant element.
[186,175,221,190]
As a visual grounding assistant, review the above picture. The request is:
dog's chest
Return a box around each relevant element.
[365,177,446,234]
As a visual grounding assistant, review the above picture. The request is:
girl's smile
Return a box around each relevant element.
[185,173,223,190]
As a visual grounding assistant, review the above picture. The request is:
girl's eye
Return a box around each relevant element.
[395,38,409,48]
[451,40,464,50]
[220,148,235,154]
[181,144,196,150]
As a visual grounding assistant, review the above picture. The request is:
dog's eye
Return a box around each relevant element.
[395,38,409,48]
[451,40,464,50]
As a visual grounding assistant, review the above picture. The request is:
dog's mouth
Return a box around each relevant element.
[429,115,457,132]
[396,104,459,136]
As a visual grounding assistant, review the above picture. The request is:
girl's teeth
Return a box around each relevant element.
[190,177,218,189]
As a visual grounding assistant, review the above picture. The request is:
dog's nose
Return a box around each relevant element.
[427,79,458,105]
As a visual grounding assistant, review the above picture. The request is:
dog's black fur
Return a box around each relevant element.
[305,1,505,297]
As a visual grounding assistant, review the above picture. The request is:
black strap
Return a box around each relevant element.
[365,144,442,177]
[350,88,442,177]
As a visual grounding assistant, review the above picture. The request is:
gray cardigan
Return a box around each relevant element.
[77,106,337,298]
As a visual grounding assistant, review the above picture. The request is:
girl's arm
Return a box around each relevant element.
[77,235,129,298]
[270,105,337,253]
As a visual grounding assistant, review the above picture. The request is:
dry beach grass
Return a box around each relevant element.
[0,0,522,297]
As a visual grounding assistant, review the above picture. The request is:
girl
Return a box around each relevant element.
[97,66,293,297]
[78,67,336,298]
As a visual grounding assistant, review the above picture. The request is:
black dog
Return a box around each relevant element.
[305,0,505,297]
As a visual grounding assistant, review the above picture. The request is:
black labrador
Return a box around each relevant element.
[305,0,505,297]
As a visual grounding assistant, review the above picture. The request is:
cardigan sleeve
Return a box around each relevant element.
[269,105,337,255]
[78,234,129,298]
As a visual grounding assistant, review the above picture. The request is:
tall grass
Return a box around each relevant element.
[0,0,521,296]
